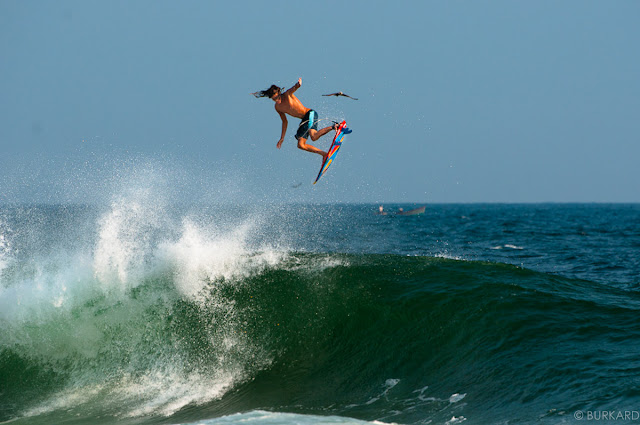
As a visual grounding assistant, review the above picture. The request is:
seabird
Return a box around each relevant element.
[322,92,358,100]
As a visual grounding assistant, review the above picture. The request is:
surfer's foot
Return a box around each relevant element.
[332,123,339,132]
[322,151,329,162]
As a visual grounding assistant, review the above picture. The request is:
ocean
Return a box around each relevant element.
[1,202,639,425]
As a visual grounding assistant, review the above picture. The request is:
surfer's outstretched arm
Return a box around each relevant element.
[284,78,302,96]
[276,111,288,149]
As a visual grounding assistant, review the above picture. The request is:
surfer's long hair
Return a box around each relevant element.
[252,84,282,99]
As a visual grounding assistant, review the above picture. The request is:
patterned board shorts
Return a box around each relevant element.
[295,110,319,140]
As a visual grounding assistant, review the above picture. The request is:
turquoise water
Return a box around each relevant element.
[1,203,639,424]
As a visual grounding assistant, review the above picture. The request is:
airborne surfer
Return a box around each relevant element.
[252,78,338,163]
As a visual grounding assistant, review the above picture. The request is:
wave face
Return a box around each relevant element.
[1,204,640,425]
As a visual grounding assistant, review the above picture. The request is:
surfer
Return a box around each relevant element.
[252,78,338,163]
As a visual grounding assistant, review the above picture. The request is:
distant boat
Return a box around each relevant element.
[396,206,426,216]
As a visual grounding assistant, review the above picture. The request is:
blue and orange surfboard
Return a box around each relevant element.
[313,120,352,184]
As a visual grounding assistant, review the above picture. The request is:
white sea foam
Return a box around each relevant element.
[93,189,170,293]
[23,382,107,418]
[156,218,283,304]
[1,179,288,419]
[0,214,14,278]
[365,378,401,405]
[0,232,8,275]
[184,410,397,424]
[490,244,524,250]
[434,252,465,261]
[0,247,96,332]
[449,393,466,403]
[120,368,238,417]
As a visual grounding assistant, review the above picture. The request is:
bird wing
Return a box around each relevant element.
[322,92,358,100]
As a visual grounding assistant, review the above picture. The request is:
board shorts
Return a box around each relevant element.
[295,110,319,140]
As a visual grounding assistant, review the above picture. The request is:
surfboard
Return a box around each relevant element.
[313,120,352,184]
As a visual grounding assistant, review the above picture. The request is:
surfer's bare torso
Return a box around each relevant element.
[274,86,309,120]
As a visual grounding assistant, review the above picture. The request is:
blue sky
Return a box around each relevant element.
[1,0,638,204]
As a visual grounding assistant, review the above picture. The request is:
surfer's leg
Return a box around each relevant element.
[297,137,327,159]
[309,125,336,142]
